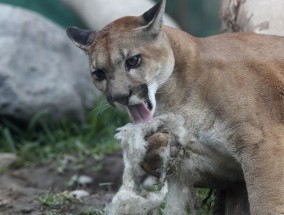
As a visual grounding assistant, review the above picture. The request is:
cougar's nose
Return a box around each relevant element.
[107,90,132,106]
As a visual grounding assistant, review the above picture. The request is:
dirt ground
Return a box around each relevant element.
[0,153,124,215]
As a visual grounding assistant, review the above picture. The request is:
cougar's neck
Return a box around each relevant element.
[156,26,201,114]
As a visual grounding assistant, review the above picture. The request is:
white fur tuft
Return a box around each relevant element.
[108,113,197,215]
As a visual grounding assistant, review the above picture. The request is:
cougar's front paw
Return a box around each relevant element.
[140,132,170,177]
[139,114,188,178]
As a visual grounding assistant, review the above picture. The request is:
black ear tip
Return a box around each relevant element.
[142,0,166,24]
[66,27,79,38]
[66,27,95,48]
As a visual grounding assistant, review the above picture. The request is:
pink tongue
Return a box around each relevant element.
[127,103,153,124]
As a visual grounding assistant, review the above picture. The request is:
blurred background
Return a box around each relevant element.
[0,0,222,161]
[0,1,221,214]
[0,0,221,36]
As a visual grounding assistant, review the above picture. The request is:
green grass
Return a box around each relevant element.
[0,102,129,163]
[37,191,71,209]
[197,189,215,215]
[37,191,106,215]
[0,101,215,214]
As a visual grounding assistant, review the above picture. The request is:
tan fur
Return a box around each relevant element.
[67,1,284,214]
[160,27,284,214]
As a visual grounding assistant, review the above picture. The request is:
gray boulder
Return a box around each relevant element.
[0,4,98,123]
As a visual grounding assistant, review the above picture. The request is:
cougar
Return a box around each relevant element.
[67,0,284,214]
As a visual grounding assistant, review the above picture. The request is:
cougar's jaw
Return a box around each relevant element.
[127,81,159,124]
[127,99,153,124]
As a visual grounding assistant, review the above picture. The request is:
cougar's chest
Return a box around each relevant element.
[189,113,243,182]
[158,103,243,181]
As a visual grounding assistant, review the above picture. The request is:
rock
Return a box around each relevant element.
[0,153,17,169]
[221,0,284,36]
[60,0,179,30]
[69,190,90,201]
[0,4,98,123]
[77,175,93,186]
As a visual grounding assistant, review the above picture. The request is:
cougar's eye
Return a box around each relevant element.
[126,54,141,71]
[91,69,106,81]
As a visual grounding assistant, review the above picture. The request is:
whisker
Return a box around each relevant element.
[91,103,109,113]
[91,71,173,113]
[129,71,173,101]
[148,71,172,87]
[98,105,111,115]
[91,98,112,115]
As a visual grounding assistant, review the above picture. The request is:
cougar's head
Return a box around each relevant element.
[67,0,174,124]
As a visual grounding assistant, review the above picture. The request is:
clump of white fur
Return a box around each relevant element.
[106,114,196,215]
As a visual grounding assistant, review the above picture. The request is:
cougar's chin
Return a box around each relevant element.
[127,99,153,124]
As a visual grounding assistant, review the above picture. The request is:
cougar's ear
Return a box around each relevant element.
[141,0,166,37]
[66,27,96,53]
